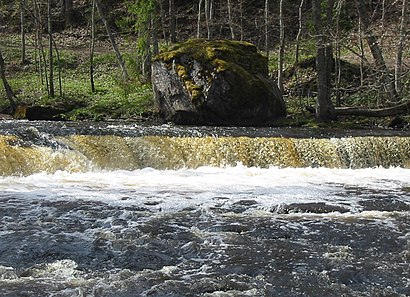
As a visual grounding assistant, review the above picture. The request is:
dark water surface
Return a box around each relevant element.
[0,167,409,297]
[0,121,409,296]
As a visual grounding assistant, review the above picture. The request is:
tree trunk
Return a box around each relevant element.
[334,0,343,107]
[239,0,244,41]
[90,0,96,92]
[335,101,410,117]
[0,50,18,111]
[355,0,399,102]
[277,0,285,93]
[227,0,234,39]
[65,0,73,27]
[95,0,129,81]
[48,0,55,98]
[395,0,407,93]
[264,0,269,58]
[312,0,336,121]
[169,0,176,43]
[205,0,211,39]
[197,0,203,38]
[20,0,26,65]
[295,0,304,83]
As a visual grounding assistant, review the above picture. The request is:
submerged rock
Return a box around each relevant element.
[152,39,286,126]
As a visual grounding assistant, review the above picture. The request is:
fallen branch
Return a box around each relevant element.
[335,100,410,117]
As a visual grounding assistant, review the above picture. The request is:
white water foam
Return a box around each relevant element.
[0,165,408,214]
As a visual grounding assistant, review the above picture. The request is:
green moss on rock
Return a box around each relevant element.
[152,39,286,125]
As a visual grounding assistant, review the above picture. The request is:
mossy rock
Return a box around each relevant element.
[152,39,286,126]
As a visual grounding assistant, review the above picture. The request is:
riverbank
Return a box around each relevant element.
[0,31,409,130]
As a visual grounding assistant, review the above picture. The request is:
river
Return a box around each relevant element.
[0,121,409,296]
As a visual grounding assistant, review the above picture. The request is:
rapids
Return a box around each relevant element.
[0,121,409,296]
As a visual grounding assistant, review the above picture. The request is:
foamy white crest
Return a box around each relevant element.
[0,166,408,213]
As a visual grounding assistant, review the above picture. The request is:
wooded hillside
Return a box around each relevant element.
[0,0,409,126]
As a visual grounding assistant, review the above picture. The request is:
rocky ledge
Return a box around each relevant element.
[151,39,286,126]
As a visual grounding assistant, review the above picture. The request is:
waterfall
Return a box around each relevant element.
[1,131,409,175]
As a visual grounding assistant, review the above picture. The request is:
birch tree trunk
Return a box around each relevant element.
[205,0,211,39]
[227,0,234,39]
[197,0,203,38]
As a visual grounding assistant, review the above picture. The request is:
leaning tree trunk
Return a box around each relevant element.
[355,0,399,102]
[0,50,18,111]
[95,0,129,81]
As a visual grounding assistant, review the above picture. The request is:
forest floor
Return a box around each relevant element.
[0,29,409,130]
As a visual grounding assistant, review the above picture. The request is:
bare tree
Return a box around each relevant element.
[205,0,211,39]
[20,0,26,65]
[355,0,399,102]
[48,0,55,97]
[264,0,269,58]
[89,0,96,92]
[169,0,176,43]
[312,0,336,120]
[294,0,304,83]
[239,0,244,41]
[95,0,129,81]
[395,0,407,93]
[277,0,285,93]
[334,0,344,107]
[0,50,18,112]
[60,0,74,27]
[197,0,203,38]
[227,0,235,39]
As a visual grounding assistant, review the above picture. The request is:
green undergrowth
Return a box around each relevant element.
[0,39,155,121]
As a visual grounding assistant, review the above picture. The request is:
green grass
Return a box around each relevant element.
[0,40,155,121]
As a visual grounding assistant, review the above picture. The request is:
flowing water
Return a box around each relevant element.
[0,121,409,296]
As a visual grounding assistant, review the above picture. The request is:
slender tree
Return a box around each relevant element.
[0,50,18,112]
[89,0,96,92]
[48,0,55,97]
[95,0,129,81]
[312,0,336,120]
[20,0,26,65]
[277,0,285,93]
[197,0,203,38]
[395,0,407,93]
[264,0,269,58]
[169,0,176,43]
[227,0,235,39]
[205,0,211,39]
[355,0,399,102]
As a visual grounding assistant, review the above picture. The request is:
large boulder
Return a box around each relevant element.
[151,39,286,126]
